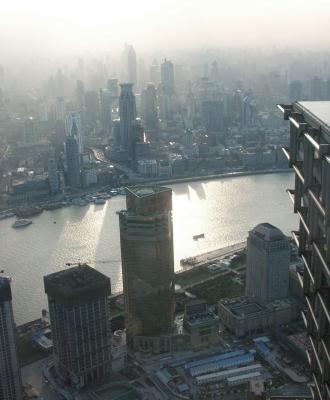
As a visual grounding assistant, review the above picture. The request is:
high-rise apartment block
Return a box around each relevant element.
[100,89,112,135]
[0,277,22,400]
[66,112,83,153]
[44,264,112,388]
[118,186,175,350]
[246,223,290,304]
[119,83,136,159]
[161,59,175,96]
[278,100,330,400]
[65,135,80,188]
[48,158,60,194]
[141,83,158,135]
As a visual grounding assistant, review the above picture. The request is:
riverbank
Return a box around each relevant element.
[140,168,292,186]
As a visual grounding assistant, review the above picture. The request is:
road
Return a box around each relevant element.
[21,357,61,400]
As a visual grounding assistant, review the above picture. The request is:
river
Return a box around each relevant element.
[1,172,297,324]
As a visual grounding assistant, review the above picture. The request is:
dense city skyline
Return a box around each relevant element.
[2,2,330,399]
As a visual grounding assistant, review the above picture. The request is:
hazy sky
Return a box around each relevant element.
[1,0,330,59]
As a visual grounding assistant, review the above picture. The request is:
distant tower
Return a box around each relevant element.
[161,59,175,96]
[24,117,39,143]
[309,77,323,100]
[0,276,23,400]
[65,135,80,188]
[245,223,290,304]
[201,100,224,133]
[149,61,160,85]
[119,186,175,350]
[84,91,100,121]
[141,83,158,135]
[76,80,85,112]
[210,61,219,82]
[241,94,256,128]
[107,78,119,98]
[100,89,112,135]
[119,83,136,159]
[55,96,66,122]
[288,80,303,102]
[127,45,137,85]
[66,112,83,153]
[48,158,60,195]
[44,265,112,388]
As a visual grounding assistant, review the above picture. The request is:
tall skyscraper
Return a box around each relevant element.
[278,100,330,400]
[161,59,175,96]
[119,83,136,159]
[119,186,175,349]
[100,89,112,135]
[66,112,83,153]
[127,45,137,85]
[288,80,303,102]
[24,117,39,143]
[0,276,23,400]
[149,61,160,85]
[48,158,60,194]
[55,96,66,122]
[141,83,158,135]
[121,44,136,85]
[44,264,112,388]
[241,94,256,128]
[76,80,85,112]
[84,91,100,121]
[107,78,119,97]
[65,135,80,188]
[245,223,290,304]
[201,100,224,133]
[309,77,323,100]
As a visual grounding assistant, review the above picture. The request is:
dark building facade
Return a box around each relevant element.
[119,186,175,350]
[65,135,80,188]
[119,83,136,159]
[0,277,22,400]
[44,264,112,388]
[278,100,330,400]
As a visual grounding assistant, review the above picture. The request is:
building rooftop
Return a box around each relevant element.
[220,296,294,318]
[44,264,111,306]
[295,101,330,128]
[126,185,171,198]
[0,276,12,302]
[196,363,262,382]
[251,222,285,242]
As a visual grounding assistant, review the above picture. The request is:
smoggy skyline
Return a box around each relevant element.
[1,0,330,61]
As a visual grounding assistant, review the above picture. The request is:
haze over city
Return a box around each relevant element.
[1,0,330,60]
[1,1,330,399]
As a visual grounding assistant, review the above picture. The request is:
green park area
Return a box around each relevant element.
[189,277,244,304]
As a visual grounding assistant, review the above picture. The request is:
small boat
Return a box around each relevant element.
[12,219,32,229]
[193,233,205,240]
[94,198,106,205]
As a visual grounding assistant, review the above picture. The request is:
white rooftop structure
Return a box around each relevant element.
[196,363,262,385]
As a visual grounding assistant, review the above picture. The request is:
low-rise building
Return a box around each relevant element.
[218,296,295,338]
[183,299,219,349]
[137,159,158,177]
[196,363,262,385]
